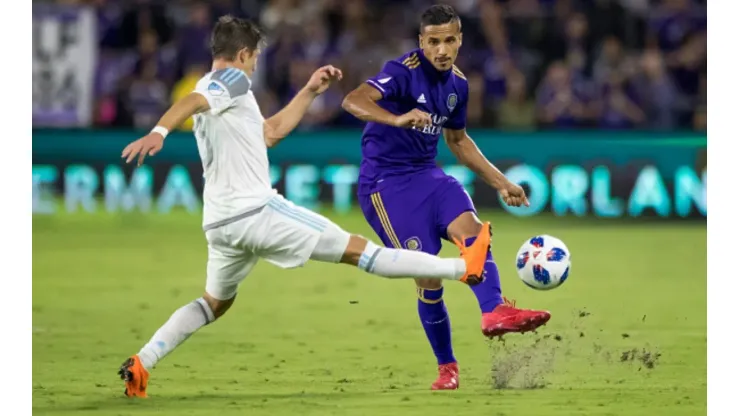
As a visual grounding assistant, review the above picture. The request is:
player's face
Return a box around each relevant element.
[237,47,261,76]
[419,22,462,71]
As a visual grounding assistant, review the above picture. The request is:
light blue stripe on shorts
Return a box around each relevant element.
[267,198,328,232]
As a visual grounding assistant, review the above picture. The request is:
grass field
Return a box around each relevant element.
[32,210,706,416]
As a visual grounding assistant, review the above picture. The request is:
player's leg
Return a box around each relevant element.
[358,190,460,390]
[437,178,551,337]
[311,222,490,282]
[252,195,485,281]
[119,227,257,398]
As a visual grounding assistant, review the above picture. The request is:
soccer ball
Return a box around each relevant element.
[515,235,571,290]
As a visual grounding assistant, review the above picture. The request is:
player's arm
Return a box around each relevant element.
[263,89,320,148]
[443,128,529,208]
[342,62,432,128]
[264,65,343,148]
[122,93,210,166]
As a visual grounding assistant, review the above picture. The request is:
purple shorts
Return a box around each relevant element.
[358,169,476,255]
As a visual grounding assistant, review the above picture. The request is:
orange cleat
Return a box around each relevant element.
[481,298,551,338]
[118,355,150,398]
[431,363,459,390]
[453,222,492,286]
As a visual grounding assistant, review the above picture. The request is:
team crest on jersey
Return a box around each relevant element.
[446,93,458,112]
[208,82,225,96]
[405,237,422,251]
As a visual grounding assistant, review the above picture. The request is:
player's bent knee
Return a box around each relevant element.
[202,292,236,319]
[310,221,352,264]
[447,211,483,242]
[415,278,443,290]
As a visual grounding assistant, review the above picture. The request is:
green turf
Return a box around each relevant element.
[32,210,707,416]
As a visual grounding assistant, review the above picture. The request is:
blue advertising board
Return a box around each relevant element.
[32,129,706,219]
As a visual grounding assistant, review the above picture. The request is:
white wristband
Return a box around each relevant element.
[151,126,169,138]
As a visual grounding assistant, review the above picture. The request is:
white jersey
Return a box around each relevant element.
[192,68,277,230]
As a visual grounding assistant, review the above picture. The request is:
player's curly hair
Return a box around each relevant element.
[210,15,265,60]
[420,4,460,32]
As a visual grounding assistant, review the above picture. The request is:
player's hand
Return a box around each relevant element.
[121,133,165,166]
[499,182,530,208]
[394,109,433,129]
[305,65,343,95]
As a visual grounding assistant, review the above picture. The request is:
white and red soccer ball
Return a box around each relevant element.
[515,235,571,290]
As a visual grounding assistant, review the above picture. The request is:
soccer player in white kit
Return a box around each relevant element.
[117,15,493,398]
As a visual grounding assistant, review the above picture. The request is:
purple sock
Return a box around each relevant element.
[417,287,456,365]
[466,236,504,313]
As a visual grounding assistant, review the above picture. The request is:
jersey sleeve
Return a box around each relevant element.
[443,81,468,130]
[365,60,411,100]
[194,68,252,114]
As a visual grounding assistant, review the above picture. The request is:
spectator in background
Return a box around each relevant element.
[260,0,309,31]
[92,0,123,48]
[117,0,173,49]
[497,71,537,131]
[562,13,592,78]
[299,17,337,63]
[480,50,514,103]
[126,59,169,130]
[170,63,207,131]
[45,0,706,131]
[466,71,486,127]
[664,30,706,126]
[536,61,589,129]
[596,71,645,130]
[647,0,705,53]
[476,0,513,103]
[593,36,632,86]
[177,1,212,73]
[287,57,342,128]
[136,29,177,86]
[634,49,679,130]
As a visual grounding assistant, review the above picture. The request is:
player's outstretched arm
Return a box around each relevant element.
[122,93,210,166]
[264,65,342,147]
[443,128,529,208]
[342,84,431,128]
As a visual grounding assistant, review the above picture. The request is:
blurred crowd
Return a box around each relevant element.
[50,0,707,131]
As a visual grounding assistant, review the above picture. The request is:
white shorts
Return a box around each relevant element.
[204,195,351,300]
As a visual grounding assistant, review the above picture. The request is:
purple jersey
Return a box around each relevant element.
[358,50,469,195]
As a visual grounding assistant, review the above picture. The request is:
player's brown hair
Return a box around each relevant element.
[419,4,461,32]
[210,15,265,60]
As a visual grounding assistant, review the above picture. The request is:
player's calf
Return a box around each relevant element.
[446,211,484,244]
[120,293,233,397]
[202,292,236,319]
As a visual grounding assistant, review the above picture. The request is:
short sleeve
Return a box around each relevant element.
[365,60,411,100]
[444,83,468,130]
[194,68,251,114]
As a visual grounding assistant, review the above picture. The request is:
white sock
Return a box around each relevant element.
[357,241,466,281]
[137,297,215,370]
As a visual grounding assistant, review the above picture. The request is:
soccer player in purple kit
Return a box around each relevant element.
[342,4,552,390]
